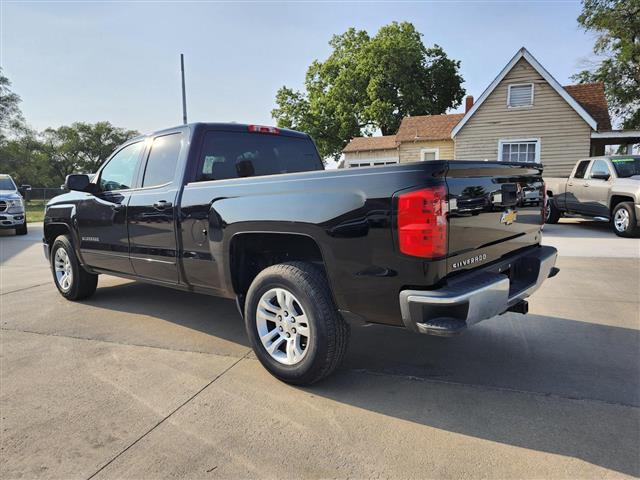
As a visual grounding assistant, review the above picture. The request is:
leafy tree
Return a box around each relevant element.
[272,22,465,159]
[573,0,640,129]
[0,67,25,141]
[41,122,139,181]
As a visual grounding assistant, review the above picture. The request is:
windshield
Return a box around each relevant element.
[0,176,17,191]
[611,157,640,178]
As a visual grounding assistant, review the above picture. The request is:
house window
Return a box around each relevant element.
[420,148,439,161]
[507,83,534,108]
[347,157,399,168]
[498,139,540,163]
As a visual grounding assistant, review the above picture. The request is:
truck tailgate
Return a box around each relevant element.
[445,162,544,275]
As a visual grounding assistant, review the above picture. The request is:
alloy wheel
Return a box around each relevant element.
[256,288,310,365]
[54,247,73,292]
[614,208,629,233]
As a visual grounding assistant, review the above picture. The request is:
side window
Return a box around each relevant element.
[588,159,610,179]
[100,142,143,191]
[573,160,590,179]
[142,133,182,187]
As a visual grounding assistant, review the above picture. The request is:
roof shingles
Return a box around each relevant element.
[342,135,397,153]
[563,83,611,131]
[395,113,464,142]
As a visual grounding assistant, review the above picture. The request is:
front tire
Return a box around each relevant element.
[15,223,27,235]
[244,261,350,385]
[50,235,98,300]
[612,202,640,238]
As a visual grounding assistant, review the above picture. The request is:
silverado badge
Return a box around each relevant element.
[500,209,517,225]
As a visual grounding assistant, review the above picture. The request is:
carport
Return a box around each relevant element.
[591,130,640,155]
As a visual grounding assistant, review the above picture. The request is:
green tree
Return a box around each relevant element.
[0,67,25,141]
[573,0,640,129]
[272,22,465,159]
[41,122,139,182]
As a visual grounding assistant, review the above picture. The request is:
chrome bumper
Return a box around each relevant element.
[399,246,558,336]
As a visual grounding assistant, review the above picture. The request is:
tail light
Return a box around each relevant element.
[397,185,448,258]
[541,183,547,225]
[248,125,280,135]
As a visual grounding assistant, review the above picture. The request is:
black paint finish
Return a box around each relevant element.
[44,123,546,328]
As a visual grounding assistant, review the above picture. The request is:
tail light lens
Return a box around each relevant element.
[397,185,448,258]
[541,183,547,225]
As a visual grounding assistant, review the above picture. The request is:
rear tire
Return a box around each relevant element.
[50,235,98,300]
[15,223,27,235]
[244,261,350,385]
[612,202,640,238]
[545,198,561,224]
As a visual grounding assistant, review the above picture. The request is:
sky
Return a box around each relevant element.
[1,1,596,135]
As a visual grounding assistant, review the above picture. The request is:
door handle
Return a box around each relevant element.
[153,200,172,210]
[584,183,590,187]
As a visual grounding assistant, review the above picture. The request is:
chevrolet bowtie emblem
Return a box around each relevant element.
[500,209,517,225]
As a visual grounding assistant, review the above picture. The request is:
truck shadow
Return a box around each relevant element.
[317,318,640,477]
[84,281,639,476]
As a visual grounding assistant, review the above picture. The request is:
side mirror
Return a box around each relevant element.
[18,184,31,200]
[65,174,91,192]
[591,173,610,181]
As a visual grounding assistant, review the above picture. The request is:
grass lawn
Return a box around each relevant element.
[25,199,47,223]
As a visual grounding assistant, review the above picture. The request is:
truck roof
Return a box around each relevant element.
[138,122,310,141]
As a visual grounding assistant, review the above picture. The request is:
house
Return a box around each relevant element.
[342,47,640,177]
[341,135,399,167]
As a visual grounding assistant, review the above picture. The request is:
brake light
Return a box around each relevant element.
[397,185,448,258]
[541,183,547,225]
[248,125,280,135]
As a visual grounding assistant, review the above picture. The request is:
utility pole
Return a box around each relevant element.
[180,53,188,125]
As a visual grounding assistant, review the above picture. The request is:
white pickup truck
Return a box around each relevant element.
[545,155,640,237]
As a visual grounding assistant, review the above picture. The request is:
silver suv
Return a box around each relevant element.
[0,174,28,235]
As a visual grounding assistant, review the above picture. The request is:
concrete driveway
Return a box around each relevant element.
[1,219,639,479]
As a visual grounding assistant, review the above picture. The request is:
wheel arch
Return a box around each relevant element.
[229,232,332,314]
[609,194,635,212]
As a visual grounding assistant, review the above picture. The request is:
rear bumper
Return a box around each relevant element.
[399,245,558,336]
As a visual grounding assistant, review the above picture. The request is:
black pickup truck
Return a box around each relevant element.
[44,123,558,384]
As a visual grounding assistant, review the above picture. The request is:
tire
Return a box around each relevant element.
[15,223,27,235]
[611,202,640,238]
[545,197,561,224]
[50,235,98,300]
[244,261,350,385]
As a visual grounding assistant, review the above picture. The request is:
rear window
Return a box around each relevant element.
[196,131,322,182]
